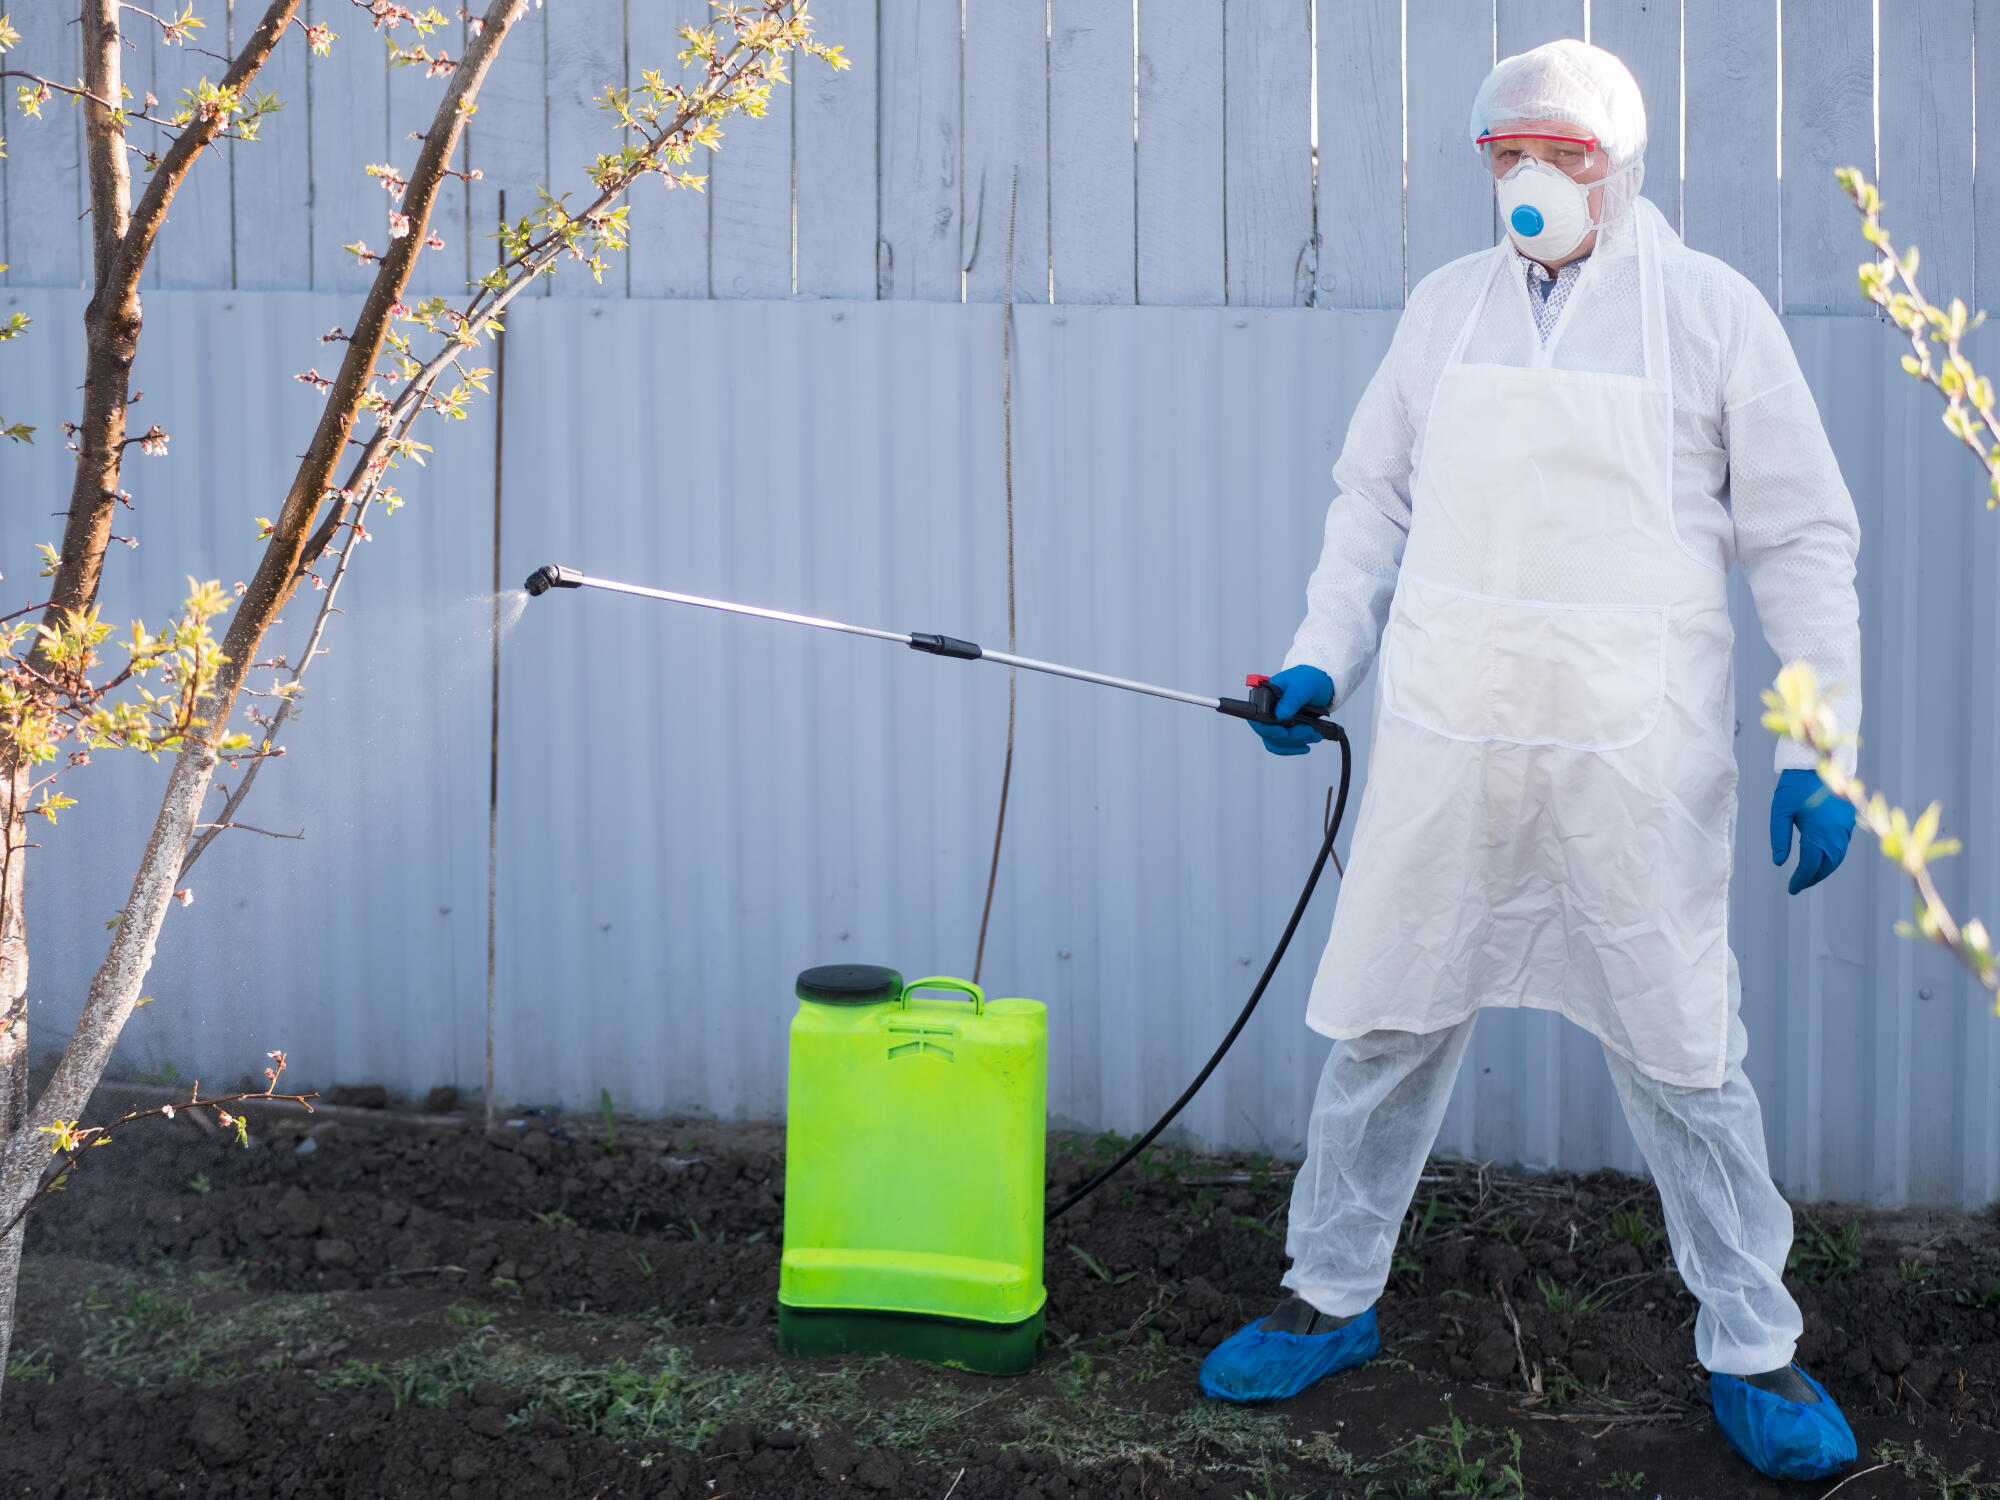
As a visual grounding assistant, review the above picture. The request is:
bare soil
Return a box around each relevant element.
[3,1082,1998,1498]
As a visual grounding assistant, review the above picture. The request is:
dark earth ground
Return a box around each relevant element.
[4,1080,1999,1499]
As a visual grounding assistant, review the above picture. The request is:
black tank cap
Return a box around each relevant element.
[796,965,904,1005]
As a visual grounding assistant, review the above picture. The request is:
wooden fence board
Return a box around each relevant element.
[3,2,86,288]
[1223,0,1314,306]
[1050,0,1136,303]
[626,2,711,299]
[963,0,1050,302]
[1590,0,1683,232]
[1314,0,1402,309]
[1136,1,1223,306]
[1879,0,1974,312]
[232,13,315,290]
[710,44,795,297]
[307,0,393,293]
[1405,5,1496,286]
[1495,0,1584,56]
[545,0,628,298]
[795,0,879,298]
[1683,0,1778,303]
[1779,0,1873,313]
[878,0,962,299]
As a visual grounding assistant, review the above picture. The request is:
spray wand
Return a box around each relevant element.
[523,563,1352,1216]
[524,563,1344,741]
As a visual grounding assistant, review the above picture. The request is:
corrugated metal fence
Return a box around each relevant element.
[3,2,1999,1207]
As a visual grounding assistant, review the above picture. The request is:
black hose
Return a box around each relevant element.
[1045,724,1353,1220]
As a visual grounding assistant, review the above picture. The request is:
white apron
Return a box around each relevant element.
[1306,211,1738,1089]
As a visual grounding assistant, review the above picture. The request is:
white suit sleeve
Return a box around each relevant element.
[1282,318,1423,710]
[1720,291,1864,773]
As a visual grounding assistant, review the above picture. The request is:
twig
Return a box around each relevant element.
[1495,1278,1540,1396]
[1812,1462,1892,1500]
[189,820,303,841]
[940,1468,965,1500]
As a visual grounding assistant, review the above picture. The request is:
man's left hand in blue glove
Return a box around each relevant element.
[1249,665,1335,757]
[1770,767,1856,895]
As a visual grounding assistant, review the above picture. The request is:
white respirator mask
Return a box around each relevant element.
[1494,155,1632,261]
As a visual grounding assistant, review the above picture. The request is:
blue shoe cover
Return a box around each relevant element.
[1709,1365,1858,1481]
[1198,1306,1380,1403]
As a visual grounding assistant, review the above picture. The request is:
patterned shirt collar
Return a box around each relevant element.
[1512,248,1590,342]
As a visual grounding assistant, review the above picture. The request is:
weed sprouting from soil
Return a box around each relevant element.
[1604,1208,1657,1250]
[1536,1276,1608,1316]
[1595,1473,1645,1493]
[1871,1438,2000,1497]
[1789,1216,1864,1284]
[3,1347,53,1384]
[1385,1403,1527,1498]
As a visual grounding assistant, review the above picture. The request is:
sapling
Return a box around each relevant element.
[0,0,845,1409]
[1763,168,2000,1002]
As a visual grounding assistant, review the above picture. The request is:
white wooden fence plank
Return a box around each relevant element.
[795,0,879,298]
[1879,0,1974,313]
[1050,0,1135,304]
[2,2,86,288]
[626,1,710,298]
[1314,0,1402,310]
[231,14,315,290]
[307,0,392,292]
[1682,0,1778,303]
[150,23,236,287]
[878,0,961,299]
[1136,1,1223,306]
[710,47,794,297]
[387,17,469,297]
[1223,0,1314,307]
[1495,0,1583,57]
[546,0,628,298]
[1589,0,1683,233]
[1404,4,1495,287]
[1978,0,2000,314]
[963,0,1049,302]
[1780,0,1873,313]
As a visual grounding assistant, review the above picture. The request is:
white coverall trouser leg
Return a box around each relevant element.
[1279,958,1803,1376]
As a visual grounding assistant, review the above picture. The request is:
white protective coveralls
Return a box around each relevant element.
[1277,41,1861,1377]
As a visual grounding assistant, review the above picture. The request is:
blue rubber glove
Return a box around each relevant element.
[1248,665,1334,756]
[1770,768,1856,895]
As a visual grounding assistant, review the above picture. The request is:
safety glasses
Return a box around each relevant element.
[1476,131,1602,179]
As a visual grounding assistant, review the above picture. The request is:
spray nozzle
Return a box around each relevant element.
[524,563,583,596]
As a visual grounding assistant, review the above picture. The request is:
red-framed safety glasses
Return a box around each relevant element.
[1475,130,1601,150]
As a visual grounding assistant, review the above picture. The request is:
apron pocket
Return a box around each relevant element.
[1382,574,1666,751]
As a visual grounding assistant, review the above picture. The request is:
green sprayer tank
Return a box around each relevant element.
[778,966,1048,1373]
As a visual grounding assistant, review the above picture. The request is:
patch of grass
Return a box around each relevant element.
[187,1173,213,1195]
[1382,1404,1527,1499]
[1490,1216,1522,1246]
[1536,1276,1608,1316]
[598,1088,618,1157]
[1169,1400,1288,1457]
[530,1209,578,1229]
[1900,1259,1941,1283]
[1403,1194,1463,1252]
[1871,1438,2000,1498]
[1788,1217,1863,1285]
[1067,1243,1137,1285]
[79,1281,197,1364]
[5,1347,53,1384]
[1605,1209,1657,1250]
[443,1301,497,1328]
[1597,1472,1645,1492]
[1231,1214,1280,1242]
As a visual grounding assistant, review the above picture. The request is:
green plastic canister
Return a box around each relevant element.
[777,965,1048,1373]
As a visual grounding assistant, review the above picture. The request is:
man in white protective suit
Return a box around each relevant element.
[1203,39,1863,1484]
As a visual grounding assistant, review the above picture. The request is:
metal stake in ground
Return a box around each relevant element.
[521,563,1343,740]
